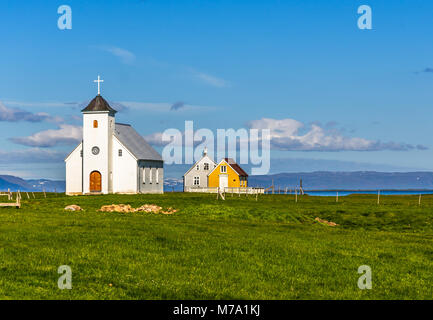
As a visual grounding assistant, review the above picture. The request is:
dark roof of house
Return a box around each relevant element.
[225,158,248,177]
[81,95,117,113]
[114,123,162,161]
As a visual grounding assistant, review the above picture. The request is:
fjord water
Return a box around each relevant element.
[305,190,433,196]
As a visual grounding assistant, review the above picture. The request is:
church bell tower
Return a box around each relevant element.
[81,76,117,194]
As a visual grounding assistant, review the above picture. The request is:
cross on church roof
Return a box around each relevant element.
[93,75,104,95]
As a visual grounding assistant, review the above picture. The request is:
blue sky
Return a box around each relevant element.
[1,0,433,179]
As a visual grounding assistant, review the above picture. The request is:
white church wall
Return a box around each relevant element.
[82,112,114,194]
[112,137,138,193]
[65,143,83,195]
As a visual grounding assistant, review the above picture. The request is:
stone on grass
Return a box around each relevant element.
[65,205,82,211]
[315,217,338,227]
[99,204,134,213]
[135,204,162,213]
[98,203,177,214]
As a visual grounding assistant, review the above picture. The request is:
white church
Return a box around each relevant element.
[65,77,164,195]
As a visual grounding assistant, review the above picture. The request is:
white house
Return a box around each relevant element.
[183,147,216,191]
[65,82,163,195]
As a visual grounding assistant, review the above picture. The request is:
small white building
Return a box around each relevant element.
[65,88,163,195]
[183,148,216,191]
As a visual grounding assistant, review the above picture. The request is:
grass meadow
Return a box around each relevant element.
[0,192,432,299]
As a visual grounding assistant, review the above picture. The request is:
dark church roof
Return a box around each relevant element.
[114,123,163,162]
[81,95,117,113]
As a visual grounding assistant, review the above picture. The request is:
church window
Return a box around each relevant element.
[142,168,145,183]
[156,168,159,184]
[92,146,100,155]
[118,149,122,157]
[220,165,227,173]
[93,120,98,128]
[80,150,83,157]
[204,163,209,170]
[149,168,153,184]
[194,176,200,185]
[196,164,199,170]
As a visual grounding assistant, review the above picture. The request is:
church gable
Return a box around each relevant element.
[184,155,216,178]
[65,141,83,195]
[65,141,82,162]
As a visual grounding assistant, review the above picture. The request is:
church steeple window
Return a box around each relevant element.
[93,120,98,128]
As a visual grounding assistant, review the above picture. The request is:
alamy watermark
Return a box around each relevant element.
[58,265,72,289]
[357,265,372,290]
[161,121,271,175]
[57,5,72,30]
[357,5,372,30]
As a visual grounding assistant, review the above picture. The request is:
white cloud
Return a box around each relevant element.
[0,101,63,123]
[10,124,82,148]
[99,46,136,64]
[143,117,426,152]
[247,118,426,151]
[193,71,229,88]
[143,132,165,146]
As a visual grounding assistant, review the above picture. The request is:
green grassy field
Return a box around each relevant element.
[0,192,432,299]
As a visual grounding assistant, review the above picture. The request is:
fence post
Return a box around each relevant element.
[43,189,46,198]
[377,190,380,205]
[419,194,421,206]
[295,188,298,203]
[336,192,338,203]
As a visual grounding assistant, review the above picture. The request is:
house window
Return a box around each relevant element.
[149,168,153,184]
[194,176,200,185]
[118,149,122,157]
[156,168,159,184]
[93,120,98,128]
[204,163,209,170]
[220,165,227,173]
[196,164,200,170]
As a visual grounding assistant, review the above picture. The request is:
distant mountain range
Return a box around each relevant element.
[248,172,433,190]
[163,171,433,190]
[2,171,433,192]
[0,175,65,192]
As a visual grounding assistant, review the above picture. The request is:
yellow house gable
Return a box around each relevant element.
[208,159,247,188]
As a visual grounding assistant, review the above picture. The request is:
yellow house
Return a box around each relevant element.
[208,158,248,188]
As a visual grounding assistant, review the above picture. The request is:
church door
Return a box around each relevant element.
[90,171,102,192]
